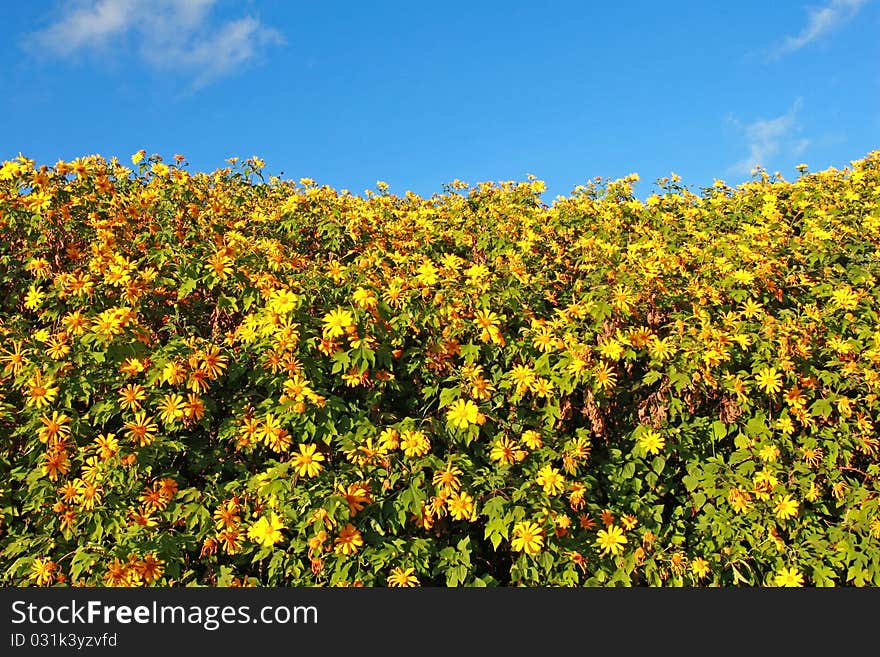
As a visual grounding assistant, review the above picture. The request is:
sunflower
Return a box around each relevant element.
[333,523,364,555]
[29,558,56,586]
[292,443,325,477]
[387,566,420,587]
[26,372,58,408]
[446,398,482,429]
[446,491,475,521]
[400,430,431,458]
[247,511,286,548]
[535,465,565,496]
[755,366,783,395]
[773,566,804,587]
[511,521,544,556]
[322,307,355,339]
[124,411,159,447]
[596,524,628,557]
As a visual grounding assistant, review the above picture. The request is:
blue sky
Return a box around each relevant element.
[2,0,878,200]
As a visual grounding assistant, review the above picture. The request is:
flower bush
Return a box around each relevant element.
[2,150,880,587]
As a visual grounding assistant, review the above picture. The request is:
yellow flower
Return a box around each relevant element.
[352,287,378,309]
[161,361,187,385]
[690,557,710,580]
[46,335,70,360]
[124,411,159,447]
[637,427,665,456]
[415,261,439,286]
[774,494,799,521]
[37,411,71,444]
[728,487,752,514]
[775,416,794,435]
[533,328,559,353]
[741,299,763,319]
[758,444,780,462]
[94,433,119,460]
[269,288,299,314]
[521,430,543,450]
[292,443,325,478]
[247,511,285,548]
[261,412,291,452]
[598,338,625,360]
[446,398,481,429]
[593,361,617,391]
[24,190,52,214]
[464,264,489,288]
[489,436,525,465]
[400,430,431,458]
[535,465,565,496]
[529,377,554,398]
[158,393,186,424]
[387,566,420,587]
[24,285,45,310]
[432,463,462,493]
[648,336,673,361]
[511,521,544,555]
[322,307,355,339]
[830,286,859,310]
[446,491,475,521]
[29,558,56,586]
[340,481,372,516]
[334,523,364,555]
[281,374,314,403]
[26,373,58,408]
[0,159,26,180]
[473,309,503,344]
[75,479,103,510]
[611,284,635,314]
[596,524,628,557]
[753,468,779,500]
[377,427,400,452]
[508,364,536,392]
[773,566,804,587]
[213,500,241,530]
[755,366,783,395]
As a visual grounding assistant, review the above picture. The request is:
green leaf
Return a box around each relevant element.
[459,343,480,363]
[446,564,468,587]
[652,456,666,474]
[177,277,198,300]
[745,416,768,438]
[438,386,460,409]
[642,370,663,386]
[482,496,506,522]
[810,398,833,419]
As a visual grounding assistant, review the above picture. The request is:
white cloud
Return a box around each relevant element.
[30,0,139,54]
[774,0,870,57]
[27,0,283,88]
[727,99,808,176]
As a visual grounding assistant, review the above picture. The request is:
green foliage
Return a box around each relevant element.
[1,151,880,587]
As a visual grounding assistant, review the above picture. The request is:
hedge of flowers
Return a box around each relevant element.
[1,149,879,587]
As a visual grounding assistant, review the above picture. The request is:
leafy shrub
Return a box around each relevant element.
[1,150,879,587]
